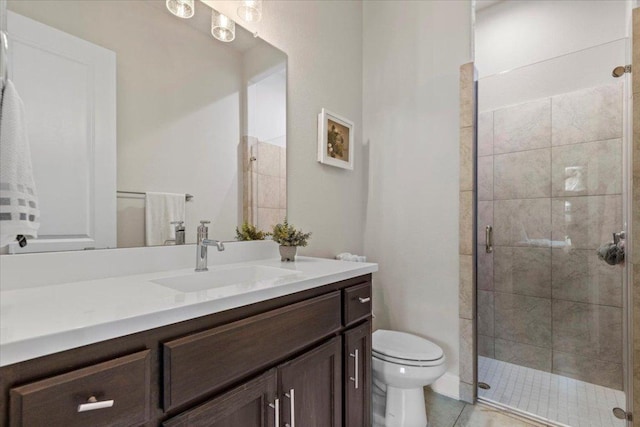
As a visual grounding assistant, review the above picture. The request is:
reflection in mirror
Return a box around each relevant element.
[2,0,286,254]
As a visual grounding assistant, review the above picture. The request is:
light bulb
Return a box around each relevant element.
[211,10,236,42]
[166,0,194,19]
[237,0,262,23]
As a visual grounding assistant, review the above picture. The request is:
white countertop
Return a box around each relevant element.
[0,256,377,367]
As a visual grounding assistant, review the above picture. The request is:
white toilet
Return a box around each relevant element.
[372,329,447,427]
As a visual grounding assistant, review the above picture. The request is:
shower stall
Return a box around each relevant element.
[474,1,633,426]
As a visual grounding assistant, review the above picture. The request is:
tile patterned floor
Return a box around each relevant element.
[424,387,544,427]
[477,356,626,427]
[375,384,544,426]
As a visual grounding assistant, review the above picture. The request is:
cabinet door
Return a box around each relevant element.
[163,369,277,427]
[344,320,372,427]
[279,337,342,427]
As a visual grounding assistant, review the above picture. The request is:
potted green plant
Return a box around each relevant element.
[235,222,268,241]
[271,218,311,262]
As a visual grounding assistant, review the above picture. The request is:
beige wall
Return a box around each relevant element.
[362,0,473,399]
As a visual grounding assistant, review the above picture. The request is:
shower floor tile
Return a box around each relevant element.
[478,356,626,427]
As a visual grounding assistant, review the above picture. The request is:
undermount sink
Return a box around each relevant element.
[152,265,300,293]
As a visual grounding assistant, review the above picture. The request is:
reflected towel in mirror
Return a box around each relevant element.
[0,80,40,247]
[144,192,185,246]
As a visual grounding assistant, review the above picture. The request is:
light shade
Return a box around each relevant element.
[211,10,235,42]
[237,0,262,23]
[166,0,194,19]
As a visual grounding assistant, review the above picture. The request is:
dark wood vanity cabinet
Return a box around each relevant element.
[9,350,151,427]
[165,337,344,427]
[0,274,372,427]
[344,320,372,427]
[279,337,343,427]
[163,369,278,427]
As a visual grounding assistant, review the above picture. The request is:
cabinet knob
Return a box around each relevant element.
[77,396,114,413]
[358,297,371,304]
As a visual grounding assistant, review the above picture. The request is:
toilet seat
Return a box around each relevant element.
[372,329,444,366]
[373,350,445,367]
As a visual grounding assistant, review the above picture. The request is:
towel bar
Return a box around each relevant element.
[116,191,193,201]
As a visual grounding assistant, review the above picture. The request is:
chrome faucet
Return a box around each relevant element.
[164,221,186,245]
[195,220,225,272]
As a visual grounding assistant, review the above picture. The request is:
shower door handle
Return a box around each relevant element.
[485,226,493,253]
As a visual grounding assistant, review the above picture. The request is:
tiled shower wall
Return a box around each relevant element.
[476,82,625,390]
[459,62,476,403]
[242,137,287,231]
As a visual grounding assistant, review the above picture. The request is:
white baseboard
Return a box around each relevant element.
[430,372,460,400]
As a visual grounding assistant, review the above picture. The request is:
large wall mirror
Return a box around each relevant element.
[2,0,287,254]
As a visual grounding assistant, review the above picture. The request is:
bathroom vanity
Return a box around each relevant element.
[0,252,375,427]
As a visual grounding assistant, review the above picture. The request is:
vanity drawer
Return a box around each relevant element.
[163,291,342,410]
[9,350,151,427]
[343,282,372,326]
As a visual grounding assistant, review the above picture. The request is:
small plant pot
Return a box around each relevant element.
[279,245,297,262]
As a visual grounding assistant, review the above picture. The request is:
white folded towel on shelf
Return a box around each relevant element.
[144,192,185,246]
[0,80,40,248]
[336,252,367,262]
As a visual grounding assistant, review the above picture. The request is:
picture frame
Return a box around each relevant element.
[317,108,354,170]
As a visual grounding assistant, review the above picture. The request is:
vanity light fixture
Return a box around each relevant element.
[237,0,262,23]
[211,10,236,42]
[166,0,195,19]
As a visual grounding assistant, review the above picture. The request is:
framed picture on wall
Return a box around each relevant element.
[317,108,354,170]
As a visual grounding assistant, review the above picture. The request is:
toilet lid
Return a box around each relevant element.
[372,330,444,362]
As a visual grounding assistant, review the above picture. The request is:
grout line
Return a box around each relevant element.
[452,403,468,427]
[487,193,623,202]
[490,290,624,309]
[477,136,622,159]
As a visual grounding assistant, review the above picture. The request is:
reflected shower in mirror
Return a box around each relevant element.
[3,0,286,254]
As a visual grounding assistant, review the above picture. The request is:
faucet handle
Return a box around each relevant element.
[197,220,210,243]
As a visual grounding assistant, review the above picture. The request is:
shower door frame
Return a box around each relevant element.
[468,1,636,425]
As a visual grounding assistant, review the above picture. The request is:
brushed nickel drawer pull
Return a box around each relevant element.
[284,389,295,427]
[77,396,114,413]
[358,297,371,304]
[268,398,279,426]
[349,349,359,389]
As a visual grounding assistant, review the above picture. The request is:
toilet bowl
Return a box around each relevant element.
[372,329,447,427]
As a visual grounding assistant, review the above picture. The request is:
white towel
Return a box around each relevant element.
[0,80,40,247]
[144,192,185,246]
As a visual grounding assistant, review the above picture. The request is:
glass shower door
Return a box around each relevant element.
[475,38,630,427]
